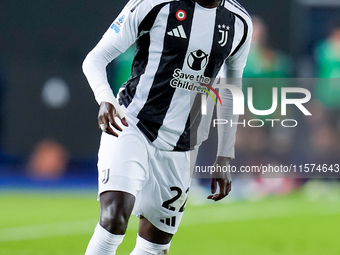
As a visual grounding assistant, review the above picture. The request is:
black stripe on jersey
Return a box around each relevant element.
[119,2,170,107]
[227,0,250,18]
[118,33,150,107]
[230,13,248,57]
[204,6,235,78]
[136,0,195,142]
[174,93,202,151]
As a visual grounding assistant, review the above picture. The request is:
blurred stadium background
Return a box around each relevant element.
[1,0,340,254]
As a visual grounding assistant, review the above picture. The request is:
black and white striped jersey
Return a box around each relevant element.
[97,0,252,151]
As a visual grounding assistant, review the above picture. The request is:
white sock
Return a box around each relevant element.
[85,223,125,255]
[130,235,171,255]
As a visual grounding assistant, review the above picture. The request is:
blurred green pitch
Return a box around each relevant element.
[0,189,339,255]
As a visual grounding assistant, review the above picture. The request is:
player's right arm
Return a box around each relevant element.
[82,34,128,136]
[82,0,154,136]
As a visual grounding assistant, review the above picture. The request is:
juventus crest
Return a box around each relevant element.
[218,24,230,47]
[102,169,110,184]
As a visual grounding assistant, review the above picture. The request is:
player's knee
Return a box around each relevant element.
[130,235,171,255]
[100,204,129,234]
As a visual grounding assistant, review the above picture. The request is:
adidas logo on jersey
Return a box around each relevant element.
[167,25,187,39]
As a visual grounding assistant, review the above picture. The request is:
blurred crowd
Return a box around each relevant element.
[234,16,340,167]
[218,16,340,199]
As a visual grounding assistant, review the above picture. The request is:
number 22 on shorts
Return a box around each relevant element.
[162,187,190,212]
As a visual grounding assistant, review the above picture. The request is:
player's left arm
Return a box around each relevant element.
[208,15,253,201]
[207,68,243,202]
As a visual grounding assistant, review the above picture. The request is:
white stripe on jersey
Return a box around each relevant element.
[127,4,170,117]
[153,3,217,149]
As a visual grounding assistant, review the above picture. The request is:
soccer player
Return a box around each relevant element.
[82,0,252,254]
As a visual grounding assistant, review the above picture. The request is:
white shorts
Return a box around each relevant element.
[97,113,191,234]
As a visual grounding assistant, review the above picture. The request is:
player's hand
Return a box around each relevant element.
[207,156,232,202]
[98,102,128,137]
